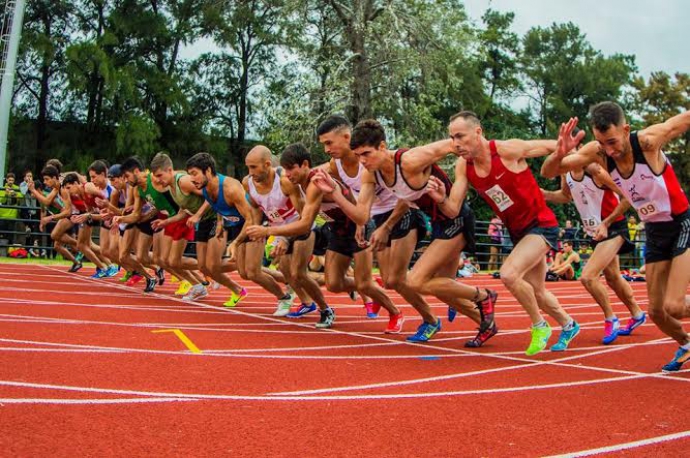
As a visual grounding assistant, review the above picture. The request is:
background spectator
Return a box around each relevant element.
[487,216,503,271]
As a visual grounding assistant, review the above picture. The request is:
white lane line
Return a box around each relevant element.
[0,397,197,405]
[36,265,690,390]
[0,375,650,401]
[544,430,690,457]
[271,337,690,396]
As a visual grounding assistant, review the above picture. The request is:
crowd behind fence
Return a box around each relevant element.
[0,193,648,271]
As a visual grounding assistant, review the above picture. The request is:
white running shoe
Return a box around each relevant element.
[273,293,295,317]
[182,284,209,302]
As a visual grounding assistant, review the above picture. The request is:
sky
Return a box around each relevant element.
[181,0,689,79]
[462,0,690,77]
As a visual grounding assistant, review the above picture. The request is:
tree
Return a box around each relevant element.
[14,0,74,171]
[201,0,291,163]
[520,22,636,136]
[632,71,690,190]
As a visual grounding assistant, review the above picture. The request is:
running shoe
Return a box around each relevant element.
[406,319,442,342]
[182,284,209,302]
[273,293,295,317]
[68,261,83,273]
[348,290,358,302]
[526,322,552,355]
[315,307,336,329]
[364,301,381,319]
[74,252,84,263]
[286,302,317,318]
[125,273,143,287]
[465,322,499,348]
[144,277,157,293]
[384,312,404,334]
[618,313,647,336]
[119,271,133,283]
[91,268,107,279]
[223,288,248,307]
[174,281,192,296]
[448,306,457,323]
[602,318,620,345]
[476,288,498,327]
[156,268,165,286]
[105,265,119,278]
[170,275,180,283]
[551,321,581,352]
[661,347,690,373]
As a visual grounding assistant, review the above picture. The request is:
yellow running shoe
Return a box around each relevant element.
[174,281,192,296]
[170,275,180,283]
[223,287,248,307]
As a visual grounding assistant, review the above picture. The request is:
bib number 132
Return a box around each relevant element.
[485,184,514,212]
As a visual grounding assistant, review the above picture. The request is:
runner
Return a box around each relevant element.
[149,153,214,301]
[185,152,251,307]
[244,145,323,317]
[542,155,645,344]
[321,119,496,344]
[61,171,118,278]
[28,164,79,268]
[542,103,690,371]
[245,143,361,330]
[113,157,167,292]
[435,111,579,354]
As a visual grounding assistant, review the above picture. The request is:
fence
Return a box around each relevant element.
[0,199,647,270]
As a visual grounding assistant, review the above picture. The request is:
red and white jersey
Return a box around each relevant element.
[467,140,557,239]
[374,149,453,222]
[566,171,623,236]
[607,132,689,223]
[248,169,299,226]
[335,159,397,216]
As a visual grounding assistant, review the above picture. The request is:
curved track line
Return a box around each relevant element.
[544,430,690,457]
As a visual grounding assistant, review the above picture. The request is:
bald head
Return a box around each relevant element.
[246,145,273,163]
[246,145,274,183]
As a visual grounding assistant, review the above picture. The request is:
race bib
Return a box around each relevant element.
[485,184,514,212]
[638,202,658,218]
[267,209,284,224]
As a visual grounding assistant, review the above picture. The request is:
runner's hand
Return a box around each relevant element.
[186,213,201,228]
[355,225,369,248]
[271,238,288,257]
[70,214,87,224]
[555,117,585,158]
[310,169,337,194]
[94,197,108,208]
[151,219,167,230]
[245,224,268,241]
[593,223,608,241]
[369,226,390,252]
[426,175,446,203]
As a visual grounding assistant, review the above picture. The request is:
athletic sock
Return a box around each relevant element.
[532,320,548,329]
[563,320,575,331]
[605,316,617,322]
[279,293,291,300]
[633,312,645,320]
[681,342,690,351]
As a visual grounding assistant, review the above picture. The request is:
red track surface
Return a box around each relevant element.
[0,262,688,457]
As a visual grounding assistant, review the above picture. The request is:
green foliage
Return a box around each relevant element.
[115,113,161,159]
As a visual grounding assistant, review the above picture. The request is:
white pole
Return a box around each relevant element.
[0,0,26,178]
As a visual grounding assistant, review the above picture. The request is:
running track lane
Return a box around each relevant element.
[0,263,688,457]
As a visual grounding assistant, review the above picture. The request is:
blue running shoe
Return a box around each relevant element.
[618,313,646,336]
[286,302,317,318]
[661,347,690,373]
[448,306,457,323]
[602,317,620,345]
[105,265,119,278]
[551,321,580,352]
[91,268,107,279]
[406,319,442,342]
